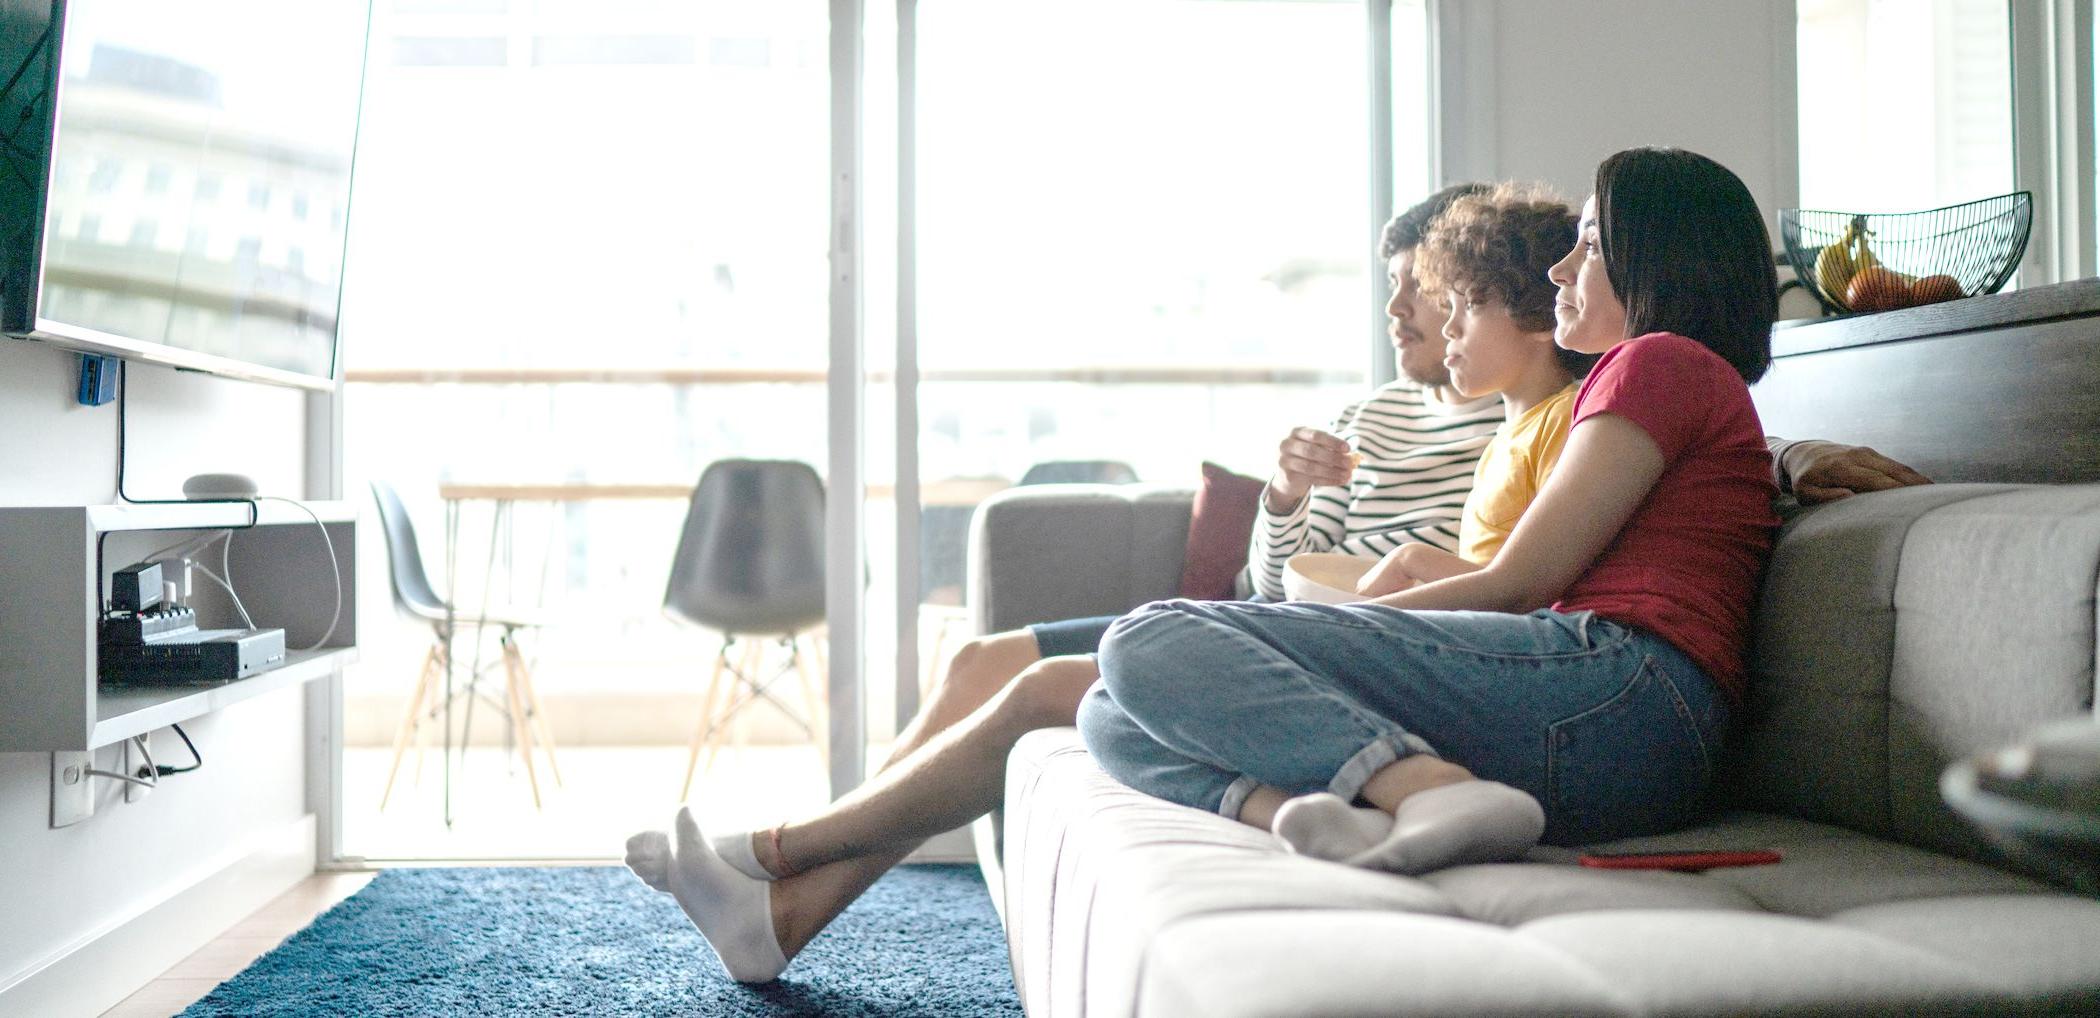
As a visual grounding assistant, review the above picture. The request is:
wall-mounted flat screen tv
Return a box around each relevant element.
[0,0,371,390]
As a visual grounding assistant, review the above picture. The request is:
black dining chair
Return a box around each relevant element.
[664,459,829,799]
[370,480,560,810]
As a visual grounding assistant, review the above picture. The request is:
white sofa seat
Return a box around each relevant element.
[1004,727,2100,1018]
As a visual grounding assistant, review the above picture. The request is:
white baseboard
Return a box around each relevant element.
[0,814,316,1018]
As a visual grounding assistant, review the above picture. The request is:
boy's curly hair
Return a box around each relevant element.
[1414,183,1593,374]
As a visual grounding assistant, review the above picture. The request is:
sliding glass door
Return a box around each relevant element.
[327,0,1423,862]
[337,0,836,860]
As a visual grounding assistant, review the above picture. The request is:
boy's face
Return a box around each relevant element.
[1439,289,1549,400]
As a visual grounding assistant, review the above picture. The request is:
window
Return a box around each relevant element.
[1797,0,2013,213]
[337,0,830,861]
[902,0,1382,707]
[916,0,1371,486]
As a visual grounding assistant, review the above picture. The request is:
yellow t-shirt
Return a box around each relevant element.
[1457,382,1577,564]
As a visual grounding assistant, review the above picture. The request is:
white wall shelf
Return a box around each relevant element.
[93,647,357,748]
[0,501,357,752]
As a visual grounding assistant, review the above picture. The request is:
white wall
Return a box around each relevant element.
[1436,0,1799,221]
[0,337,315,1015]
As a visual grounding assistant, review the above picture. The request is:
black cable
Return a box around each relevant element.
[115,359,258,525]
[150,723,204,776]
[106,358,257,611]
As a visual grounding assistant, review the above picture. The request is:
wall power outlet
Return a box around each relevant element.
[50,751,93,828]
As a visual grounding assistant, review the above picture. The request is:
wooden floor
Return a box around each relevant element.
[98,872,376,1018]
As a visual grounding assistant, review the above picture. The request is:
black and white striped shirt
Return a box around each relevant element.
[1246,382,1504,601]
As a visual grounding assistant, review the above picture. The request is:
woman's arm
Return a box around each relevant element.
[1366,413,1664,614]
[1356,542,1481,598]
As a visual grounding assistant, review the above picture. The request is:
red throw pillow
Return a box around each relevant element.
[1177,461,1266,600]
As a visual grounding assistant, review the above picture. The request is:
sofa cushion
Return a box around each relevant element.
[1006,727,2100,1018]
[1723,483,2100,869]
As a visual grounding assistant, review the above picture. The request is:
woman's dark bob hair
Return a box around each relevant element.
[1594,148,1775,383]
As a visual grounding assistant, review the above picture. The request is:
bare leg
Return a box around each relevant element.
[884,630,1046,771]
[763,655,1100,956]
[1360,756,1473,810]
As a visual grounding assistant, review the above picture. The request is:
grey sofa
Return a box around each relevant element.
[966,480,2100,1017]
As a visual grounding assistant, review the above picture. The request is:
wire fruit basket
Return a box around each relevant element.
[1778,192,2031,315]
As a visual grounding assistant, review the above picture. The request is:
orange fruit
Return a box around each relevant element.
[1911,274,1963,305]
[1844,267,1912,312]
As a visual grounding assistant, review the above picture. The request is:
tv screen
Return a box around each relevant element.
[0,0,371,389]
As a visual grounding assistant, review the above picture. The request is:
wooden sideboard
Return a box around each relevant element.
[1753,278,2100,485]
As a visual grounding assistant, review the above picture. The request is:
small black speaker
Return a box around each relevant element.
[111,561,163,612]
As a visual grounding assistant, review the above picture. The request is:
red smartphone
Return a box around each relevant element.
[1577,848,1783,871]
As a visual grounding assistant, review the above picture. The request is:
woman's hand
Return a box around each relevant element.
[1782,441,1932,504]
[1266,426,1355,513]
[1355,545,1422,598]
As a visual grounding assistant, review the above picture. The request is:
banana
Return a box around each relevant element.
[1814,217,1878,308]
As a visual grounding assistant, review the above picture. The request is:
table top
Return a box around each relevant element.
[437,477,1014,507]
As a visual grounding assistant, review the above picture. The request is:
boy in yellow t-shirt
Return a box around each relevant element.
[1356,183,1597,597]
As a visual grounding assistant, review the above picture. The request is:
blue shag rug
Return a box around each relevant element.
[179,864,1021,1017]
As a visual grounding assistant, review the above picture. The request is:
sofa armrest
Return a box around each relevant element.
[967,483,1196,636]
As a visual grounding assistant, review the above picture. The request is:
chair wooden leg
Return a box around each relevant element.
[380,644,440,810]
[507,635,562,788]
[789,635,828,773]
[681,642,732,802]
[413,643,448,785]
[500,637,543,810]
[706,637,762,775]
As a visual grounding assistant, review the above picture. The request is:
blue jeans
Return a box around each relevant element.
[1074,599,1729,846]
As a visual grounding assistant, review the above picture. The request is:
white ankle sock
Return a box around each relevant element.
[1345,780,1544,875]
[626,806,791,982]
[711,830,775,882]
[624,830,674,892]
[1273,793,1393,861]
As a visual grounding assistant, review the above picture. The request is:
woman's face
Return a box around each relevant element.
[1384,250,1453,388]
[1438,289,1534,400]
[1547,196,1628,354]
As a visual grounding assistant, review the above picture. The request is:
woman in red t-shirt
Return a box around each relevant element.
[1076,147,1781,870]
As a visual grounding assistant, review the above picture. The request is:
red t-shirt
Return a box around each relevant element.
[1553,332,1778,701]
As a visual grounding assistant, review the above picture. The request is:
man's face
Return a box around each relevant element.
[1384,250,1452,388]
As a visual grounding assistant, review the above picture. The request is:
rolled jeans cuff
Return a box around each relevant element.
[1218,775,1260,819]
[1327,731,1436,804]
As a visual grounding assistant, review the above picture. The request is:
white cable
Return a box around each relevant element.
[83,736,160,790]
[250,496,343,653]
[82,767,156,789]
[188,558,257,631]
[141,529,228,570]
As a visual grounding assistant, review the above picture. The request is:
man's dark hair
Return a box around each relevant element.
[1593,148,1775,383]
[1380,182,1493,259]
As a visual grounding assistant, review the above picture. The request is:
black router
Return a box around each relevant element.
[100,561,286,684]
